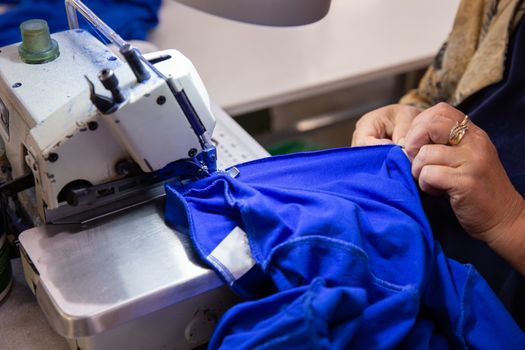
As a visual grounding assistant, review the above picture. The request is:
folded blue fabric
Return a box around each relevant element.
[165,145,525,349]
[0,0,161,47]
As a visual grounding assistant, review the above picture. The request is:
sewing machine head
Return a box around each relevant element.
[0,2,217,225]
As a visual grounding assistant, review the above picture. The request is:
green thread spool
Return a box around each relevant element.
[18,19,60,64]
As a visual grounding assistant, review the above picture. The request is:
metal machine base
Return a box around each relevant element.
[18,106,268,350]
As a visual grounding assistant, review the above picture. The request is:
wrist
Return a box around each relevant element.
[487,192,525,243]
[486,194,525,275]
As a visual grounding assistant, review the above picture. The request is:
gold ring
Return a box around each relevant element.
[448,115,469,145]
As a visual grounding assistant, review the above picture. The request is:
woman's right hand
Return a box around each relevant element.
[351,104,422,147]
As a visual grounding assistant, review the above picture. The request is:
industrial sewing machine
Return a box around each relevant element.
[0,1,330,349]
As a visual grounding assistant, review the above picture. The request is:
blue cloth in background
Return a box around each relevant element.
[165,145,525,349]
[0,0,161,47]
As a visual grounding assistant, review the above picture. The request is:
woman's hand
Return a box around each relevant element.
[404,103,525,272]
[351,104,422,146]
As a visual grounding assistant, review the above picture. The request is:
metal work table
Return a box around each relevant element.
[0,105,268,350]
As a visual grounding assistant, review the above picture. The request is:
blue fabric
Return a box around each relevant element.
[165,145,525,349]
[425,16,525,327]
[0,0,161,47]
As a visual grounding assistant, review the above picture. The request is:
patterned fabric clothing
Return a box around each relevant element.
[400,0,525,108]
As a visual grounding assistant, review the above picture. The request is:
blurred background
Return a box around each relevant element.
[149,0,459,154]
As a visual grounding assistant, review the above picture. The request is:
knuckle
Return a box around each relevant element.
[417,144,433,162]
[417,109,444,127]
[430,103,452,118]
[351,132,361,145]
[418,168,433,192]
[412,161,423,179]
[435,102,450,110]
[355,113,374,128]
[429,124,444,143]
[419,165,433,180]
[469,128,497,154]
[473,129,491,147]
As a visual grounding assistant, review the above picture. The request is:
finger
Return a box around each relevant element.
[392,109,421,145]
[405,113,457,157]
[411,144,461,179]
[352,136,395,147]
[352,117,394,146]
[404,103,465,158]
[352,105,421,146]
[418,164,457,197]
[352,127,393,146]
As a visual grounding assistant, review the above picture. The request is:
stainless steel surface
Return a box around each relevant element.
[17,104,269,339]
[20,198,213,338]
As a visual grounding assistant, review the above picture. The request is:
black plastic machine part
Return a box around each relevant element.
[85,75,117,114]
[120,44,150,83]
[98,69,125,103]
[0,173,35,242]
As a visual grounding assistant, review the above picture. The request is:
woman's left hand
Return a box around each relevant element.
[403,103,525,247]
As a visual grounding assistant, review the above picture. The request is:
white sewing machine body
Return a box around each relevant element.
[0,29,215,223]
[0,12,268,350]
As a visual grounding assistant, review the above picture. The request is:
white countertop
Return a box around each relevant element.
[149,0,460,115]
